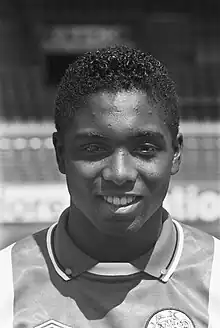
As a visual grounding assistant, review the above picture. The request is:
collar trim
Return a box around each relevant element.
[88,263,140,276]
[46,222,70,281]
[160,219,184,282]
[46,219,184,282]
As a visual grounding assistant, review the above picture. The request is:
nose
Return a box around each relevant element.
[102,148,137,185]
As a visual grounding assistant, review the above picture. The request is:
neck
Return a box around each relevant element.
[67,207,164,262]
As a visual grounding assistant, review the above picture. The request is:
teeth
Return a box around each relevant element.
[120,197,128,205]
[103,196,136,205]
[114,197,120,205]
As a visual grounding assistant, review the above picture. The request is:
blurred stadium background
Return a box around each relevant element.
[1,0,220,249]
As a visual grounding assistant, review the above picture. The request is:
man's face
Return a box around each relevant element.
[54,90,182,236]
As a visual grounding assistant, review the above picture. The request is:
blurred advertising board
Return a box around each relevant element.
[165,180,220,223]
[164,180,220,239]
[0,184,69,223]
[1,122,220,239]
[1,180,220,238]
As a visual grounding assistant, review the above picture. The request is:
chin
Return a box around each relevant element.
[96,223,130,237]
[98,220,142,237]
[102,229,128,237]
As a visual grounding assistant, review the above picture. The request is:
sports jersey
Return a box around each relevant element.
[1,208,220,328]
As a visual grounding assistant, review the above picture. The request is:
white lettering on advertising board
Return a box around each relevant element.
[164,185,220,222]
[0,184,69,223]
[1,184,220,223]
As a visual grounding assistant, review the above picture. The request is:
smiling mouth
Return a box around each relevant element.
[100,195,142,207]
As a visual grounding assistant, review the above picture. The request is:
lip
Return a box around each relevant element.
[96,193,143,197]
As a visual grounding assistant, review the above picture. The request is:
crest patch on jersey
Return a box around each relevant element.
[34,319,72,328]
[146,308,195,328]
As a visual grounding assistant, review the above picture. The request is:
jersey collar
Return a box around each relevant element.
[47,208,183,282]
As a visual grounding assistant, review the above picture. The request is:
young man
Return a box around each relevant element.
[1,45,220,328]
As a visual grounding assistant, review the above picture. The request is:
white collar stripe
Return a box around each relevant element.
[160,219,184,282]
[46,223,70,281]
[88,263,140,276]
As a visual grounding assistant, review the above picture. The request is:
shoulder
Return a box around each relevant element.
[174,219,215,254]
[0,227,49,274]
[174,220,220,284]
[0,231,45,326]
[172,220,215,281]
[0,228,51,326]
[176,221,220,327]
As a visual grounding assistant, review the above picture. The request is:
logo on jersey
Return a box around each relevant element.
[34,319,72,328]
[146,309,194,328]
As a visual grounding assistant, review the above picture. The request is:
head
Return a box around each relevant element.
[53,45,183,236]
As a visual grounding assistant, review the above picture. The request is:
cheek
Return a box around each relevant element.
[71,160,101,178]
[65,160,102,194]
[139,156,173,189]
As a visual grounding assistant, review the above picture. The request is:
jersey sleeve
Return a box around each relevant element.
[208,236,220,328]
[0,243,15,328]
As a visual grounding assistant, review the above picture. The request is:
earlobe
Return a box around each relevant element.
[52,132,66,174]
[171,133,183,176]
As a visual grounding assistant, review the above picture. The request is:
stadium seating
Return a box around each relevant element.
[0,67,55,120]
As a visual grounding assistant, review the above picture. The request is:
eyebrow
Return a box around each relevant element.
[130,129,166,141]
[75,131,108,139]
[74,129,166,143]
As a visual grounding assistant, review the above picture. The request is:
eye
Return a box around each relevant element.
[134,144,158,156]
[80,143,107,153]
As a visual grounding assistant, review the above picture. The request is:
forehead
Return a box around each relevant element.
[68,90,170,140]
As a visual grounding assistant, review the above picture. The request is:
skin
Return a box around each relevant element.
[53,89,182,261]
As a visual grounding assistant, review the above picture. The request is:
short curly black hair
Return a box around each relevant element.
[55,45,180,140]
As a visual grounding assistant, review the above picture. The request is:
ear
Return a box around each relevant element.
[171,133,183,176]
[53,132,66,174]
